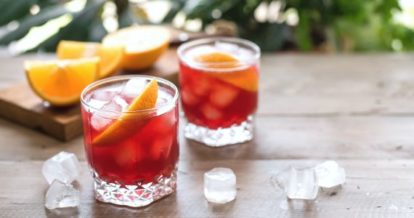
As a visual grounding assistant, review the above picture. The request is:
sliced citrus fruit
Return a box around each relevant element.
[102,25,170,70]
[194,52,258,92]
[25,58,99,107]
[195,51,239,68]
[92,79,158,145]
[57,40,124,78]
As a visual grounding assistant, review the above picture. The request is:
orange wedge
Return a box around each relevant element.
[102,25,170,70]
[93,79,158,145]
[195,51,239,67]
[25,58,99,106]
[57,40,124,78]
[195,52,258,92]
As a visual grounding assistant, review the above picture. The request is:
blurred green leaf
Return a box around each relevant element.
[184,0,240,22]
[244,22,289,51]
[295,11,313,51]
[375,0,401,21]
[89,17,107,42]
[37,0,104,51]
[0,0,37,26]
[118,6,135,27]
[222,0,261,24]
[0,0,410,53]
[0,5,67,45]
[162,0,186,23]
[37,0,60,8]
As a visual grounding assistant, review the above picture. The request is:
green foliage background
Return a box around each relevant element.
[0,0,413,53]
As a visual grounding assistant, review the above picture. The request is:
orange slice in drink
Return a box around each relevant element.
[92,79,158,145]
[102,25,170,70]
[194,51,258,92]
[57,40,124,78]
[25,58,99,106]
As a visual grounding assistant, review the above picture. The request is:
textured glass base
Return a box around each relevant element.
[93,170,176,207]
[185,115,254,147]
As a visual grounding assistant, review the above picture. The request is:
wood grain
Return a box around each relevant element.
[2,115,414,162]
[0,83,82,141]
[1,160,414,218]
[1,53,414,217]
[259,54,414,115]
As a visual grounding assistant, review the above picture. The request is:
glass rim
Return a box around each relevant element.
[80,75,179,114]
[177,37,261,71]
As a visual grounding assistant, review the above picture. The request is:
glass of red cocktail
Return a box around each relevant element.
[80,75,179,207]
[178,37,260,147]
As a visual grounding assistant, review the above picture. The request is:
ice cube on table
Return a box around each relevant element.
[45,180,80,210]
[42,152,81,185]
[314,160,346,188]
[284,167,319,200]
[204,167,237,204]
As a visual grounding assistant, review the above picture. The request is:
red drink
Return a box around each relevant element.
[178,38,260,146]
[179,62,258,129]
[81,76,179,207]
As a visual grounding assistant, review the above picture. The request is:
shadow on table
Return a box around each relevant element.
[183,135,258,161]
[206,199,236,213]
[87,192,179,217]
[45,207,79,218]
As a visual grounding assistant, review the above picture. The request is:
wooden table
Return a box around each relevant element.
[1,53,414,217]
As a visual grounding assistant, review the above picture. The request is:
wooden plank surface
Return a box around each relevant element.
[1,53,414,217]
[259,54,414,115]
[0,83,83,141]
[2,160,414,218]
[1,115,414,161]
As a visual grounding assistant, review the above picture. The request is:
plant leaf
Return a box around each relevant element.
[37,0,60,8]
[0,5,68,45]
[37,0,105,51]
[118,6,135,27]
[295,11,313,51]
[184,0,240,21]
[162,0,186,23]
[0,0,36,26]
[243,22,289,52]
[89,17,107,42]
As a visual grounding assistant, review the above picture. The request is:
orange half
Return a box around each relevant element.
[25,58,99,106]
[92,79,158,145]
[195,51,258,92]
[57,40,124,78]
[102,25,170,70]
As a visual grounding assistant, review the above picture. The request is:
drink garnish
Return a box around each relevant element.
[92,79,158,145]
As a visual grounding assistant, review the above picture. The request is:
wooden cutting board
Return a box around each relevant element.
[0,49,179,141]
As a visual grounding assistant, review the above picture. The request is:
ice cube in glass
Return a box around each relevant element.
[178,37,259,147]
